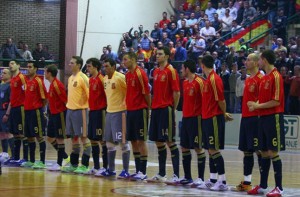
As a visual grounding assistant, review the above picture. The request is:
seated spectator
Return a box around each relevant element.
[231,20,245,37]
[216,2,226,20]
[177,20,190,37]
[275,48,292,71]
[197,14,209,28]
[136,44,146,62]
[288,65,300,115]
[194,5,202,19]
[220,8,234,40]
[19,43,33,61]
[236,0,245,25]
[241,1,256,25]
[161,32,171,47]
[188,32,206,63]
[148,42,157,63]
[162,23,171,37]
[216,38,230,63]
[200,21,216,40]
[235,66,248,113]
[100,46,108,64]
[205,38,217,54]
[212,51,222,74]
[32,43,51,67]
[0,38,22,67]
[177,13,187,29]
[187,12,198,27]
[191,24,200,37]
[106,44,118,61]
[168,15,177,29]
[159,12,171,28]
[169,41,176,61]
[228,0,238,20]
[273,8,287,45]
[176,30,188,47]
[225,46,238,71]
[211,13,222,33]
[168,22,178,43]
[229,63,241,113]
[274,38,287,54]
[236,48,246,69]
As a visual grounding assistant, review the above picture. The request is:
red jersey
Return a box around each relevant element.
[242,71,263,117]
[89,73,107,111]
[151,64,180,109]
[24,75,47,110]
[258,68,284,116]
[10,72,27,107]
[183,75,204,117]
[202,70,224,119]
[126,66,150,111]
[48,78,67,114]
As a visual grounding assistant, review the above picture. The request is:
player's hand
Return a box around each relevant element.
[224,112,233,122]
[247,101,257,112]
[2,115,8,123]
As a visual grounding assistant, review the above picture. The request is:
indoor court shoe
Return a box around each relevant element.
[94,167,107,177]
[132,171,148,181]
[179,178,193,186]
[15,159,27,166]
[20,161,34,168]
[190,178,204,188]
[48,163,61,171]
[148,174,167,183]
[61,165,77,173]
[210,181,228,191]
[84,167,98,175]
[32,161,46,169]
[266,187,283,197]
[165,174,180,185]
[74,165,89,174]
[197,179,215,189]
[101,169,116,177]
[234,181,252,192]
[62,156,70,167]
[247,185,268,195]
[118,169,130,179]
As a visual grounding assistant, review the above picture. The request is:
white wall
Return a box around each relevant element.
[77,0,175,62]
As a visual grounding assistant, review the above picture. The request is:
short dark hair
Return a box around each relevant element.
[10,59,20,65]
[183,59,196,73]
[46,64,58,77]
[157,46,170,57]
[104,58,116,67]
[72,56,83,69]
[27,60,38,68]
[86,58,101,70]
[261,50,276,65]
[123,52,137,61]
[201,55,214,69]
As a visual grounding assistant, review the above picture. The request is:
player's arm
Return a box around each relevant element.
[173,91,180,110]
[248,100,280,111]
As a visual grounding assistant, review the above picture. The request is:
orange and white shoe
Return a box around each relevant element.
[266,187,283,197]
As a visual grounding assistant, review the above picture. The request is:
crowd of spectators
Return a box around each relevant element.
[96,0,300,115]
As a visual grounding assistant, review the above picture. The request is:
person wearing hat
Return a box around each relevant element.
[216,38,229,63]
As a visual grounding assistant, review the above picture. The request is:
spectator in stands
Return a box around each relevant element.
[122,32,132,48]
[200,21,216,40]
[236,0,245,25]
[129,28,140,51]
[280,66,291,114]
[0,38,23,67]
[225,46,238,71]
[136,44,146,63]
[100,46,108,64]
[106,44,118,61]
[216,2,226,20]
[237,48,246,69]
[187,13,198,27]
[228,0,238,20]
[161,32,171,47]
[151,23,162,46]
[148,42,157,63]
[216,39,230,63]
[212,51,222,74]
[169,41,176,61]
[177,20,190,37]
[206,38,217,54]
[168,0,183,19]
[290,49,300,74]
[157,41,163,48]
[19,44,33,61]
[288,65,300,115]
[220,63,231,112]
[176,30,188,48]
[275,48,292,71]
[235,65,247,113]
[159,12,171,28]
[266,0,278,26]
[241,1,256,26]
[229,63,242,113]
[211,13,222,33]
[177,13,187,29]
[189,32,206,63]
[162,23,171,37]
[168,22,178,44]
[168,15,177,29]
[194,5,202,19]
[205,1,217,22]
[273,8,288,45]
[191,24,200,37]
[32,43,51,67]
[174,40,187,62]
[198,14,209,28]
[231,20,245,37]
[140,30,152,51]
[274,38,287,54]
[220,8,234,40]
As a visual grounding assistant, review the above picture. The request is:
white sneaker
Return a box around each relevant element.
[148,174,167,183]
[84,167,98,175]
[132,171,148,181]
[210,181,228,191]
[165,174,180,185]
[94,168,107,177]
[191,178,204,188]
[198,179,215,189]
[48,163,61,171]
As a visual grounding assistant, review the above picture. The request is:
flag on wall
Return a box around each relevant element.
[296,0,300,11]
[224,20,272,49]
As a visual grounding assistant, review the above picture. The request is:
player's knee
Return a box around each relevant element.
[106,142,117,152]
[121,143,130,152]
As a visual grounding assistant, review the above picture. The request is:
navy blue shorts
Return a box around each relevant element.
[88,109,105,141]
[149,107,175,142]
[258,113,285,152]
[0,110,9,132]
[47,111,67,139]
[24,108,46,138]
[180,116,204,149]
[202,114,225,150]
[238,116,259,152]
[9,106,25,135]
[126,109,148,141]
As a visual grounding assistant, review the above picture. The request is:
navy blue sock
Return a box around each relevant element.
[260,157,271,189]
[158,145,167,177]
[272,155,283,191]
[182,150,192,179]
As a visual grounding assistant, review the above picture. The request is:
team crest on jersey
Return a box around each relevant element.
[112,83,116,89]
[249,84,255,92]
[203,84,208,92]
[264,80,270,89]
[73,81,77,87]
[93,84,97,90]
[160,74,166,82]
[131,79,135,87]
[189,88,194,96]
[14,82,18,87]
[29,85,34,91]
[154,74,158,81]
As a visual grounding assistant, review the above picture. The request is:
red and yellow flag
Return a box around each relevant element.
[296,0,300,11]
[224,20,272,49]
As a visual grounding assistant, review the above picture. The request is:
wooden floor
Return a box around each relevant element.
[1,141,300,197]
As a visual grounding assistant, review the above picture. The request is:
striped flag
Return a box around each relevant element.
[224,20,271,49]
